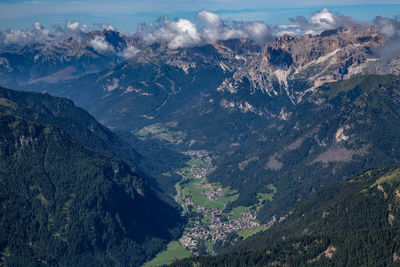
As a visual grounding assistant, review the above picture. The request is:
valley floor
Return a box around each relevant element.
[139,124,275,266]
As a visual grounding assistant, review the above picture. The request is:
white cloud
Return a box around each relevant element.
[311,8,336,30]
[0,20,144,59]
[66,21,80,31]
[88,36,115,53]
[276,30,298,36]
[33,21,43,31]
[196,10,272,45]
[135,10,272,49]
[0,20,93,47]
[63,21,89,36]
[165,18,201,49]
[1,8,386,55]
[1,10,271,52]
[1,29,31,45]
[290,8,367,33]
[278,25,299,29]
[197,10,221,26]
[305,29,318,36]
[0,20,110,50]
[136,17,201,49]
[0,21,53,46]
[374,16,400,59]
[234,21,271,45]
[118,46,140,59]
[101,24,116,31]
[375,16,399,38]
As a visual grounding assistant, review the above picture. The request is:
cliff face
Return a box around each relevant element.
[219,27,399,103]
[264,28,381,68]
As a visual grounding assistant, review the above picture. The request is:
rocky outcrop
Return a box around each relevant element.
[126,38,261,75]
[218,27,397,104]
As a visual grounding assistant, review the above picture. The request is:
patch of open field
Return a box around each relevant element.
[237,226,265,239]
[142,241,191,267]
[229,206,250,220]
[137,123,185,144]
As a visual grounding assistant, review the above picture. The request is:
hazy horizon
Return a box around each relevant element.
[1,1,399,33]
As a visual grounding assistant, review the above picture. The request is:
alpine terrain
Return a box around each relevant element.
[1,6,400,267]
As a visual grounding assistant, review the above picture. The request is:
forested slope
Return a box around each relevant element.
[172,165,400,266]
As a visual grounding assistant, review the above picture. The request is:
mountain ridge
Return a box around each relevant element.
[0,87,183,266]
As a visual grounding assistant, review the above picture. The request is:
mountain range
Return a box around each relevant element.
[1,14,400,266]
[26,25,400,221]
[0,28,143,88]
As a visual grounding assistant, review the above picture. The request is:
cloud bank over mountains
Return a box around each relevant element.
[135,10,272,49]
[88,36,115,53]
[0,8,399,56]
[374,16,400,59]
[289,8,368,35]
[0,21,89,47]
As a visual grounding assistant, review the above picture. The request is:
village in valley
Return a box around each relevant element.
[173,150,274,252]
[137,124,276,259]
[179,208,260,248]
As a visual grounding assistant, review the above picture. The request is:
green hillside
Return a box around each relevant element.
[0,86,185,266]
[202,74,400,221]
[171,165,400,266]
[0,86,141,168]
[0,113,183,266]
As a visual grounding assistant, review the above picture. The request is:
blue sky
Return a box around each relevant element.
[0,0,400,32]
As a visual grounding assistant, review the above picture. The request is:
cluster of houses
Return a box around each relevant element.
[177,150,264,251]
[178,150,215,179]
[190,166,214,179]
[179,207,259,248]
[203,188,224,200]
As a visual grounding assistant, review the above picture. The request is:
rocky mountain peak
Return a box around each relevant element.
[218,26,395,103]
[125,38,261,74]
[263,27,382,69]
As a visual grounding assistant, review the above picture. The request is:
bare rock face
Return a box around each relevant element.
[264,28,381,68]
[218,27,396,104]
[131,38,261,74]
